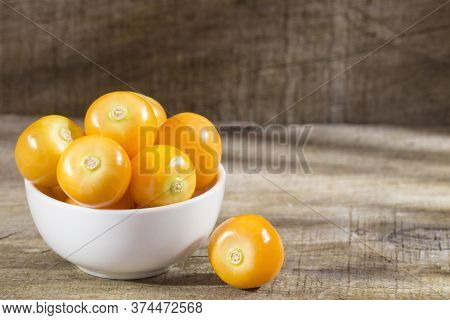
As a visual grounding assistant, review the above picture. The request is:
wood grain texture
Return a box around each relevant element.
[0,115,449,299]
[0,0,449,124]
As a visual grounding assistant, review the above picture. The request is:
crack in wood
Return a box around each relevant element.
[0,231,20,241]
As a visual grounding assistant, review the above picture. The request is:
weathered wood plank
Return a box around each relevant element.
[0,1,449,124]
[0,115,448,299]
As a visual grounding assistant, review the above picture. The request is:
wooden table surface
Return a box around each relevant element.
[0,115,449,299]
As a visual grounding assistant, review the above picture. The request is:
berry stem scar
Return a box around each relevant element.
[109,106,127,121]
[83,156,100,170]
[228,248,244,265]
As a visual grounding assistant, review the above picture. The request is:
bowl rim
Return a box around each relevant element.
[25,164,226,215]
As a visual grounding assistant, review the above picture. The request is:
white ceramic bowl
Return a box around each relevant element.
[25,165,226,280]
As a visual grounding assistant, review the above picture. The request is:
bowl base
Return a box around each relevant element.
[77,266,169,280]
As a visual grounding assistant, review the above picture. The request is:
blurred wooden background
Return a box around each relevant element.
[0,0,449,125]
